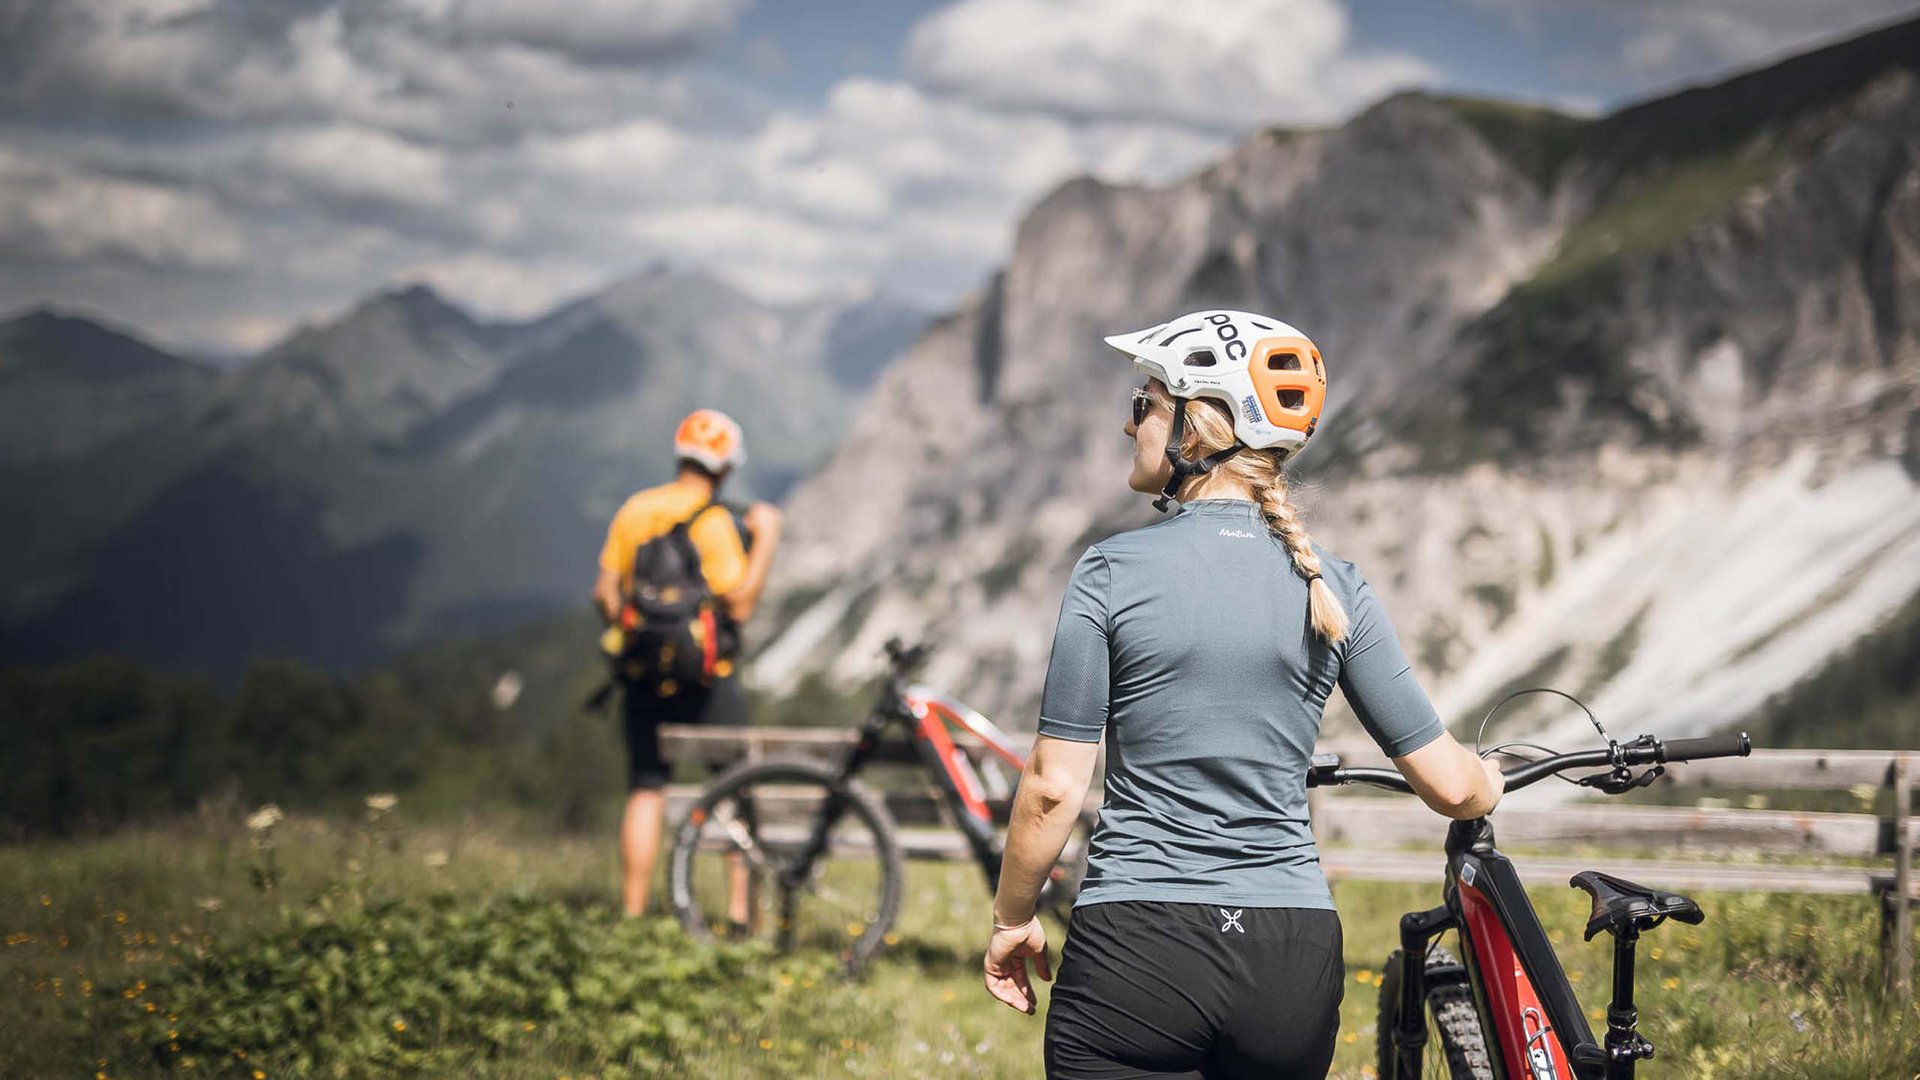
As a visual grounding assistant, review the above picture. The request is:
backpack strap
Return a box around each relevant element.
[664,500,711,586]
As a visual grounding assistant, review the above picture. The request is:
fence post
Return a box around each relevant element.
[1892,754,1913,1003]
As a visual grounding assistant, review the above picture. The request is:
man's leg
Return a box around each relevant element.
[621,686,673,917]
[620,788,667,917]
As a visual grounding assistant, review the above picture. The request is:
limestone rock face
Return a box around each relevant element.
[752,20,1920,742]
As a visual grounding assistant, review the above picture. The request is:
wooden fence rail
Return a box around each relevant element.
[659,725,1915,999]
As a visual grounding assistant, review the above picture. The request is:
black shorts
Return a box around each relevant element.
[622,675,747,791]
[1045,902,1344,1080]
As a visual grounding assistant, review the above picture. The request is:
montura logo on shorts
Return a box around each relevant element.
[1218,908,1244,933]
[1218,528,1257,539]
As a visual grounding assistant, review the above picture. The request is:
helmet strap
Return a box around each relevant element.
[1153,401,1241,512]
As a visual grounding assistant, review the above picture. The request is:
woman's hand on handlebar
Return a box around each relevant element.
[1392,732,1504,820]
[1480,756,1507,810]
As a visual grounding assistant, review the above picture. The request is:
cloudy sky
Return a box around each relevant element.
[1,0,1914,355]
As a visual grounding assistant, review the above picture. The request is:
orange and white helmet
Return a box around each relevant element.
[1105,309,1327,453]
[673,408,746,473]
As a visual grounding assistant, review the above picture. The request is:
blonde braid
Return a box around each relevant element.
[1149,381,1350,643]
[1256,472,1349,643]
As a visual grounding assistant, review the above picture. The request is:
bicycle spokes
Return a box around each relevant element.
[675,771,898,967]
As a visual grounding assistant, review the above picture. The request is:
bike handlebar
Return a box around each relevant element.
[1309,732,1751,794]
[1660,733,1752,762]
[883,637,932,676]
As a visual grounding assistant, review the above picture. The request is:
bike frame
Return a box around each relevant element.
[1388,817,1638,1080]
[809,664,1031,892]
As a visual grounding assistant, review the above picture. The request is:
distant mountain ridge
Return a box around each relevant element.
[0,271,927,677]
[750,15,1920,747]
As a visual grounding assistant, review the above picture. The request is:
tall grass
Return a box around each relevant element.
[3,810,1915,1078]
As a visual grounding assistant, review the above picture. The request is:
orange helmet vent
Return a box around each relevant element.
[1246,336,1327,435]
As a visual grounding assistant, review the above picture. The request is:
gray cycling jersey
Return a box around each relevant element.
[1038,498,1445,909]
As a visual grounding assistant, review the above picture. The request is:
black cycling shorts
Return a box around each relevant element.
[622,674,747,791]
[1045,901,1344,1080]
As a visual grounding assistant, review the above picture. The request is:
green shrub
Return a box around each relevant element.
[114,894,846,1078]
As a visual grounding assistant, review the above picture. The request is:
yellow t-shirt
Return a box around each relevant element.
[599,482,749,597]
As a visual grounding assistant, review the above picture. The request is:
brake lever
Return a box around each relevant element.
[1575,764,1665,795]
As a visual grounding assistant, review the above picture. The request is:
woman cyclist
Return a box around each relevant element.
[982,310,1504,1079]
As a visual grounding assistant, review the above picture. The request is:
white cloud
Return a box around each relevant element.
[0,149,246,269]
[451,0,751,62]
[0,0,1414,350]
[257,124,453,207]
[904,0,1437,130]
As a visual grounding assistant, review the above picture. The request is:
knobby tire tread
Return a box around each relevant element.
[1376,945,1494,1080]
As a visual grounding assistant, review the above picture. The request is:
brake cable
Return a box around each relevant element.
[1474,687,1663,791]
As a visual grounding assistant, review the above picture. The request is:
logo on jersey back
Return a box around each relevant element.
[1218,528,1257,539]
[1218,908,1244,933]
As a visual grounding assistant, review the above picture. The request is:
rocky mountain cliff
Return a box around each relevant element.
[0,273,925,676]
[752,16,1920,746]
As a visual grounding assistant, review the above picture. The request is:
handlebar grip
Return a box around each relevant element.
[1661,732,1752,762]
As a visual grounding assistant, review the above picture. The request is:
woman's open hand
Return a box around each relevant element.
[983,917,1052,1014]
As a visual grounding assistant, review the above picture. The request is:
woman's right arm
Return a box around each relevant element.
[1334,573,1502,819]
[1393,733,1504,819]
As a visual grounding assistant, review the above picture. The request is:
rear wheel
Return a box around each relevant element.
[1376,944,1493,1080]
[667,760,904,975]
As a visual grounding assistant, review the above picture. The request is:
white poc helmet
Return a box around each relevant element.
[1105,309,1327,452]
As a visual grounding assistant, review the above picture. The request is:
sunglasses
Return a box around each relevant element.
[1131,387,1155,427]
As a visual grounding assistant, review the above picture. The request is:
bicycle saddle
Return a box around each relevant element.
[1568,870,1704,941]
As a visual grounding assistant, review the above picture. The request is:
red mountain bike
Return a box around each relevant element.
[666,639,1093,973]
[1311,729,1753,1079]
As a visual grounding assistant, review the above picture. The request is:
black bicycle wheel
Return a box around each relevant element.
[1376,944,1494,1080]
[667,759,904,974]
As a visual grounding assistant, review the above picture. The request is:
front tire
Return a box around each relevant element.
[667,759,904,975]
[1376,944,1493,1080]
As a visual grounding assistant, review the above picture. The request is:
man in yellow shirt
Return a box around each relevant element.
[593,408,783,917]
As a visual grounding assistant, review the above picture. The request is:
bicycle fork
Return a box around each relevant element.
[780,712,891,891]
[1388,903,1457,1079]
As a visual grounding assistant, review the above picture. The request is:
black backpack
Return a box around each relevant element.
[618,503,739,697]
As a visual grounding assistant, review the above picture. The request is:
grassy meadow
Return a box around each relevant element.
[2,807,1916,1080]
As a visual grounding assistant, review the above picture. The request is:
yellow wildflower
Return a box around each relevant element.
[759,1039,774,1051]
[1355,969,1374,984]
[392,1019,407,1033]
[1662,977,1680,990]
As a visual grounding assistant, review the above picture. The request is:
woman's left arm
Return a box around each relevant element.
[983,734,1101,1014]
